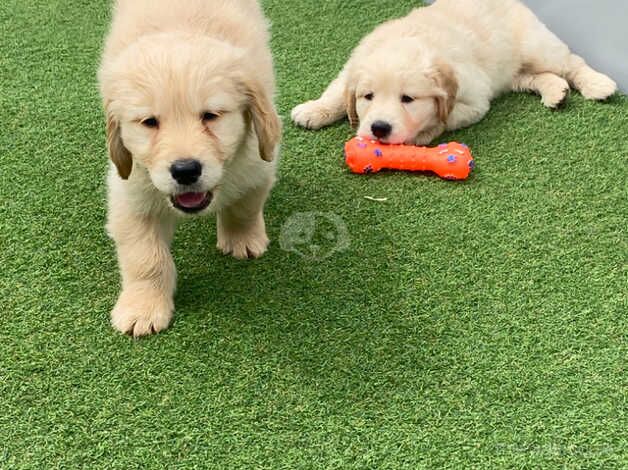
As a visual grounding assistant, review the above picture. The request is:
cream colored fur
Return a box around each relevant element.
[292,0,617,144]
[99,0,281,336]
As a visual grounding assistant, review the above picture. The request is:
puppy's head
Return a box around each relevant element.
[99,32,280,214]
[345,39,457,144]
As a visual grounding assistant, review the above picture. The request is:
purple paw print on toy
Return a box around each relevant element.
[374,149,383,157]
[447,155,457,164]
[357,142,367,149]
[469,159,476,169]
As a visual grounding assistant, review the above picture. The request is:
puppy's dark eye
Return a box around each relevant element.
[401,95,415,104]
[141,117,159,128]
[202,111,219,122]
[364,93,374,101]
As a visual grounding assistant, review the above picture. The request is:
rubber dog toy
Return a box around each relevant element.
[344,137,475,180]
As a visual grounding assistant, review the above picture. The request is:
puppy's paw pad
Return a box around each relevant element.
[291,101,333,130]
[111,290,173,337]
[579,73,617,101]
[217,232,269,260]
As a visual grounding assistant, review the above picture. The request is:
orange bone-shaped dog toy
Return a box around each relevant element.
[344,137,475,180]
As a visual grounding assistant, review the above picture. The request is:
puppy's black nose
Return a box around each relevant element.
[371,121,392,139]
[170,159,202,185]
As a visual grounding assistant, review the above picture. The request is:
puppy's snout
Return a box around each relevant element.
[371,120,392,139]
[170,159,202,185]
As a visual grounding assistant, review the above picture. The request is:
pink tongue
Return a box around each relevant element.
[175,192,206,208]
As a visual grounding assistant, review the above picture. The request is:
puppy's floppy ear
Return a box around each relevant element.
[429,60,458,123]
[243,78,282,162]
[105,107,133,179]
[345,85,359,129]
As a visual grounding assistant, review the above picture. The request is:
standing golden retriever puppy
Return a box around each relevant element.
[98,0,281,336]
[292,0,616,145]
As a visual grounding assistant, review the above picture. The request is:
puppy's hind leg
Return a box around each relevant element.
[291,69,348,130]
[513,72,570,109]
[565,54,617,101]
[517,8,616,101]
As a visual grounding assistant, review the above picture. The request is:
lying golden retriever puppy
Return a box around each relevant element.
[98,0,281,336]
[292,0,616,144]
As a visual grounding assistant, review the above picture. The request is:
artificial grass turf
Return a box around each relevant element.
[0,0,627,467]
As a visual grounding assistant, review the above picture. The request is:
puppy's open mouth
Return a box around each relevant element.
[171,192,212,213]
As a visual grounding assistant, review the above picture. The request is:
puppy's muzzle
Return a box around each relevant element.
[169,158,212,213]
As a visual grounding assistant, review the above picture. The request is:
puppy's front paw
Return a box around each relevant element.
[291,101,334,130]
[579,72,617,101]
[217,221,269,260]
[111,285,174,337]
[414,124,445,146]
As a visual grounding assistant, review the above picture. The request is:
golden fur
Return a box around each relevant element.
[292,0,617,144]
[98,0,281,336]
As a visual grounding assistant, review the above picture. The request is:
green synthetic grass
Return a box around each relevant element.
[1,0,627,467]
